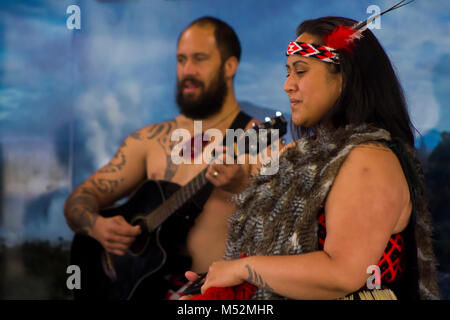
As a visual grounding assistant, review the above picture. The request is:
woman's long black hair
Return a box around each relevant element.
[293,17,432,300]
[292,16,416,147]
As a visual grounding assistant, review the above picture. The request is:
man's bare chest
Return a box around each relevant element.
[145,135,210,186]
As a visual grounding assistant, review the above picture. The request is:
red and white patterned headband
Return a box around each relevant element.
[286,0,414,65]
[286,41,340,64]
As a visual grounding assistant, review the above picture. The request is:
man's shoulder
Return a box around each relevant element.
[126,119,178,142]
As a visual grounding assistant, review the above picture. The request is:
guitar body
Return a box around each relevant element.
[69,114,287,300]
[70,180,202,300]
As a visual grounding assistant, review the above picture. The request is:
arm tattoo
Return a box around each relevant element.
[157,135,178,180]
[131,130,144,140]
[89,177,124,194]
[147,123,165,140]
[72,207,98,235]
[130,120,176,141]
[98,151,126,173]
[69,194,98,208]
[146,120,177,140]
[65,191,99,235]
[129,120,180,180]
[245,264,274,292]
[81,186,97,196]
[153,120,179,180]
[98,140,128,173]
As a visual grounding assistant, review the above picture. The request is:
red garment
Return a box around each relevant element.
[189,281,257,300]
[189,204,405,300]
[317,208,405,284]
[189,254,257,300]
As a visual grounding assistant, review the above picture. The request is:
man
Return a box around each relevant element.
[64,16,258,298]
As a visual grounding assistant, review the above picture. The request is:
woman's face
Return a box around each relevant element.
[284,33,342,127]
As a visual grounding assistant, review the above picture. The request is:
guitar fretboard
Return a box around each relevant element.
[140,115,286,232]
[145,167,209,230]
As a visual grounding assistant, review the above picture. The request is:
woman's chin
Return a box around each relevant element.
[291,116,306,127]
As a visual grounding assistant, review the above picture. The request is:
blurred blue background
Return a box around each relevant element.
[0,0,449,299]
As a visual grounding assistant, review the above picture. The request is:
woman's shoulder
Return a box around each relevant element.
[347,141,400,169]
[342,141,404,179]
[334,140,411,216]
[328,140,412,234]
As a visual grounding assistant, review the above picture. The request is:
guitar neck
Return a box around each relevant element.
[142,114,287,232]
[145,167,210,230]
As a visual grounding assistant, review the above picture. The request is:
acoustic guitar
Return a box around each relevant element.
[69,115,287,299]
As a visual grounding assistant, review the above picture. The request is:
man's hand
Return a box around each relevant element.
[205,146,252,194]
[90,215,141,256]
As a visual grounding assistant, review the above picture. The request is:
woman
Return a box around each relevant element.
[191,16,440,300]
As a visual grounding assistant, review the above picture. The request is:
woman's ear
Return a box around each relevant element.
[224,56,239,79]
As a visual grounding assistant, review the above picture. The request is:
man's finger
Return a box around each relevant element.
[113,223,141,237]
[113,215,129,224]
[110,248,127,256]
[106,241,130,250]
[107,234,136,245]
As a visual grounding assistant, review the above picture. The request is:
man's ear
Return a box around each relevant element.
[224,56,239,79]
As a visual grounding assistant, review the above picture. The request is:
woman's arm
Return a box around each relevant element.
[201,144,412,299]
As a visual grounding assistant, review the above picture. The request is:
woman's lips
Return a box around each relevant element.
[290,99,301,107]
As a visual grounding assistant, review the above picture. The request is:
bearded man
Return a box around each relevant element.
[64,16,258,299]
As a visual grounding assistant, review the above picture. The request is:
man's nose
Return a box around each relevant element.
[181,59,198,77]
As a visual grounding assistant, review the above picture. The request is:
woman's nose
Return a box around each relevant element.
[284,73,297,93]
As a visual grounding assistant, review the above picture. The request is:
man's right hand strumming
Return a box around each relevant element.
[64,130,148,256]
[90,216,141,256]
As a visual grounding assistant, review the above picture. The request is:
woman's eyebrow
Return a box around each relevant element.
[293,60,308,67]
[286,60,309,69]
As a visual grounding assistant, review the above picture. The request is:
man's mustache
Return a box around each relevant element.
[179,77,204,88]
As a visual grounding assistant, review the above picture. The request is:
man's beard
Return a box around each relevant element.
[176,65,227,119]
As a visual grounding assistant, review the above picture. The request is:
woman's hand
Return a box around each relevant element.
[178,271,202,300]
[201,259,246,294]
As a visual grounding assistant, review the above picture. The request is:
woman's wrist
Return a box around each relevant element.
[238,256,254,282]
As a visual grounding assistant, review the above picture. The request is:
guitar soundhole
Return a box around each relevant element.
[129,218,149,256]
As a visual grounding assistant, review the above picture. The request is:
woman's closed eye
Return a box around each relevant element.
[286,71,306,78]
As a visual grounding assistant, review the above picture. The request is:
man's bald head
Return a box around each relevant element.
[178,16,241,64]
